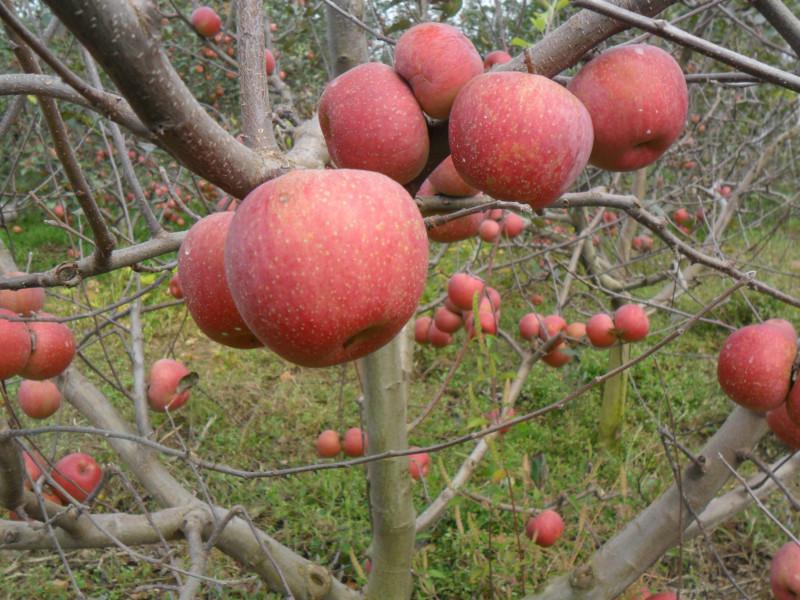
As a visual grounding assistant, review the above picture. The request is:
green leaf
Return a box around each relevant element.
[510,37,531,49]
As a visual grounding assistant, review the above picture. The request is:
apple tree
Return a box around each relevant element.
[0,0,799,598]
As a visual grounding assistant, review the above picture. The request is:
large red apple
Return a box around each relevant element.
[17,379,61,419]
[178,212,261,349]
[225,169,428,367]
[0,308,32,380]
[717,323,796,411]
[394,22,483,119]
[147,358,192,412]
[190,6,221,38]
[567,44,688,171]
[19,314,75,380]
[318,63,429,184]
[771,542,800,600]
[51,452,102,503]
[525,509,565,547]
[449,72,593,209]
[0,271,45,315]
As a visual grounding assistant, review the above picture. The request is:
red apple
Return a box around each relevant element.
[567,44,688,171]
[484,50,512,70]
[530,294,544,306]
[319,63,429,184]
[17,379,61,419]
[178,212,262,349]
[51,452,102,503]
[565,322,587,341]
[719,185,732,198]
[785,379,800,426]
[543,342,572,368]
[0,308,32,380]
[538,314,567,340]
[478,219,502,242]
[168,274,183,300]
[216,196,239,211]
[414,316,433,344]
[501,212,526,238]
[225,170,428,367]
[717,323,796,411]
[408,449,430,480]
[449,72,593,209]
[767,404,800,449]
[586,313,616,348]
[394,22,483,119]
[265,48,276,76]
[447,273,485,312]
[771,542,800,600]
[645,593,677,600]
[191,6,221,38]
[0,271,45,315]
[343,427,367,457]
[764,318,797,344]
[434,307,463,334]
[316,430,341,458]
[20,314,75,380]
[427,155,479,197]
[525,509,565,546]
[614,304,649,342]
[673,207,691,226]
[519,313,541,341]
[147,358,192,412]
[427,323,453,347]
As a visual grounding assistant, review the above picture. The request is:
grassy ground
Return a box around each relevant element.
[1,210,798,599]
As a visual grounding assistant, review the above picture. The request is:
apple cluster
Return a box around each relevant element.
[9,449,103,520]
[415,272,502,347]
[0,273,76,385]
[716,319,800,448]
[316,428,367,458]
[516,304,649,368]
[319,21,688,211]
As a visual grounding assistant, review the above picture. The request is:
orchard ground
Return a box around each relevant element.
[1,210,798,598]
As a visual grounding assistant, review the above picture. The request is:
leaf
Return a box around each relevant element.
[491,468,509,483]
[510,37,531,49]
[385,17,412,34]
[530,452,549,488]
[467,416,488,429]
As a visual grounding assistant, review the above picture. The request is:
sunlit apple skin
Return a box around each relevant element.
[19,313,75,380]
[147,358,192,412]
[0,271,45,315]
[717,323,796,412]
[51,452,102,503]
[394,22,483,119]
[178,212,261,349]
[225,169,429,368]
[771,542,800,600]
[449,72,593,209]
[318,63,429,184]
[190,6,221,38]
[567,44,688,171]
[17,379,61,419]
[0,308,31,380]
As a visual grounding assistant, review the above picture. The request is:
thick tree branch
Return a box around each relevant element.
[40,0,286,199]
[325,0,369,76]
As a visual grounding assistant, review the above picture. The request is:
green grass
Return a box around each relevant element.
[1,215,798,599]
